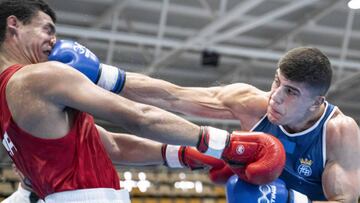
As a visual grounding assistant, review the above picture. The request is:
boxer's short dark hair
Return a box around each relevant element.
[0,0,56,45]
[278,47,332,96]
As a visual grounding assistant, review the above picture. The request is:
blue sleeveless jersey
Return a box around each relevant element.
[250,101,336,200]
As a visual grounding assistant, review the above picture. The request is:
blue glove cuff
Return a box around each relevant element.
[114,68,126,93]
[98,64,126,93]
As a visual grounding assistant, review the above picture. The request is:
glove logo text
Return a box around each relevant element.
[73,42,95,59]
[257,184,276,203]
[236,145,245,155]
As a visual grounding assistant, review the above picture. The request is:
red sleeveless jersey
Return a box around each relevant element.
[0,64,120,199]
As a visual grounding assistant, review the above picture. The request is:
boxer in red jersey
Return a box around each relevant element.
[0,1,285,202]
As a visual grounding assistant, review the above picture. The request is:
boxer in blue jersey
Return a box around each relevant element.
[48,39,360,201]
[78,47,359,202]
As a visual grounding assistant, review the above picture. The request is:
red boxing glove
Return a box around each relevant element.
[161,144,224,170]
[197,127,286,185]
[208,164,234,185]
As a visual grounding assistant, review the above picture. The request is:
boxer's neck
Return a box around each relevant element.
[0,44,33,73]
[283,103,325,133]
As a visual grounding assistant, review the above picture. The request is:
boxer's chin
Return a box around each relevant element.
[267,114,282,125]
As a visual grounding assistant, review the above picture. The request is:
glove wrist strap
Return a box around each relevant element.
[197,126,229,159]
[99,64,126,93]
[162,144,183,168]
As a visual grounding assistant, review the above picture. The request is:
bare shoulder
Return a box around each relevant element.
[326,108,360,159]
[10,61,85,94]
[218,83,269,120]
[219,83,268,104]
[7,61,59,96]
[15,61,76,81]
[219,83,265,94]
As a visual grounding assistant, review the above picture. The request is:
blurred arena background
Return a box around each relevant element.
[1,0,360,202]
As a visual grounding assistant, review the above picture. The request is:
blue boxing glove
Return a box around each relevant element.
[226,175,311,203]
[48,39,126,93]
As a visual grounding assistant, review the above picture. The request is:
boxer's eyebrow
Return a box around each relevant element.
[284,85,301,95]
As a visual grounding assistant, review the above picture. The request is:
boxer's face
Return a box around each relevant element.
[16,11,56,63]
[267,69,318,127]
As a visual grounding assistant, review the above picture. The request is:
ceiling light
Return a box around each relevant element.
[348,0,360,9]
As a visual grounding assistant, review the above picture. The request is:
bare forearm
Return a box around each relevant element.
[122,72,243,119]
[109,132,164,165]
[123,72,225,118]
[118,102,200,146]
[122,72,179,110]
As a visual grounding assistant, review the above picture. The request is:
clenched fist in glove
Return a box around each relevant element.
[197,127,286,185]
[208,163,234,185]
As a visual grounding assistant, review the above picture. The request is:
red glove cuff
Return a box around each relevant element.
[196,126,229,159]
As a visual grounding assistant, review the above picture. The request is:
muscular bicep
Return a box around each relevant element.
[322,161,360,202]
[323,117,360,202]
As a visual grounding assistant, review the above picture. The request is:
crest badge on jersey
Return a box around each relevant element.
[297,158,313,177]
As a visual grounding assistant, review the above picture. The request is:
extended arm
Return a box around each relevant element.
[41,61,200,146]
[123,72,235,119]
[96,124,163,165]
[96,125,233,185]
[123,72,268,122]
[96,124,226,169]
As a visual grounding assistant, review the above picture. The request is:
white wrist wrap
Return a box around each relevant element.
[98,63,120,91]
[203,127,228,159]
[165,145,183,168]
[289,189,310,203]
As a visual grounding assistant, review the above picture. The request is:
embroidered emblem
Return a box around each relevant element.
[297,158,313,177]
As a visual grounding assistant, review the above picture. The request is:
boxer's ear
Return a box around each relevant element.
[7,15,20,36]
[309,96,324,111]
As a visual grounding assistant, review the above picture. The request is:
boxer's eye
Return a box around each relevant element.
[43,24,56,35]
[284,87,299,96]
